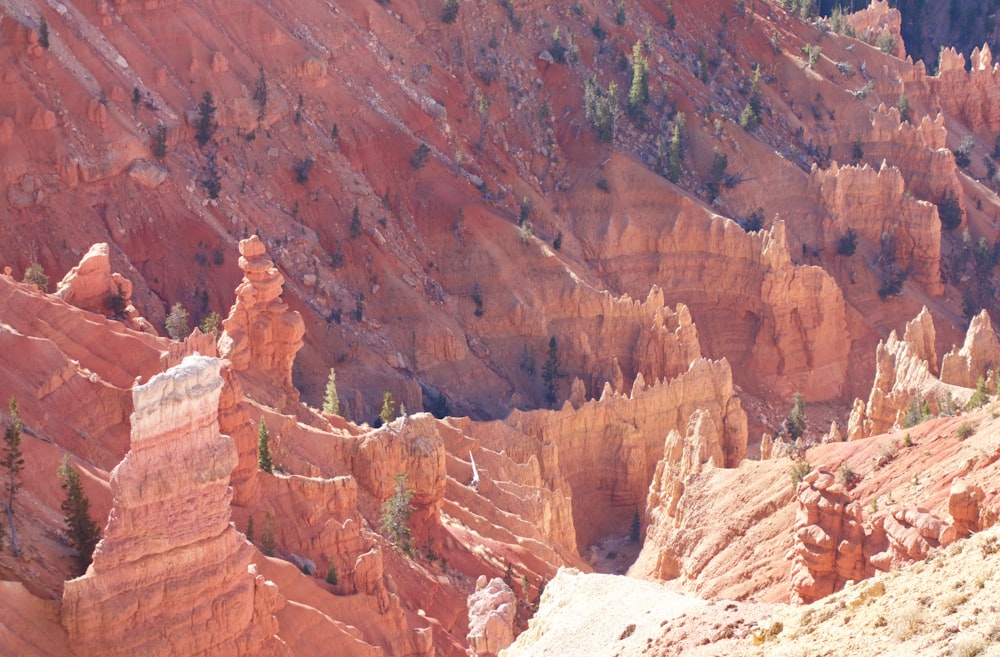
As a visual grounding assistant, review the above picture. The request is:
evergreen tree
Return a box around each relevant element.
[196,91,217,147]
[2,398,24,555]
[326,562,338,585]
[38,15,49,49]
[58,456,101,574]
[2,398,25,516]
[258,418,273,473]
[739,65,763,131]
[542,336,563,407]
[199,311,222,336]
[132,87,142,114]
[380,392,396,425]
[786,392,807,440]
[164,303,190,340]
[245,515,255,543]
[322,368,340,415]
[667,123,683,183]
[630,507,641,542]
[628,41,649,119]
[199,144,222,199]
[380,472,413,554]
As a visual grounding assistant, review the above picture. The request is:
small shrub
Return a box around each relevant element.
[836,228,857,256]
[23,262,48,292]
[553,231,563,250]
[108,283,128,320]
[737,208,765,233]
[955,421,975,440]
[875,441,897,467]
[851,138,864,163]
[838,463,860,489]
[592,17,607,41]
[615,2,626,25]
[164,303,190,340]
[293,155,314,184]
[954,135,974,168]
[441,0,459,23]
[596,178,610,193]
[550,27,567,64]
[790,460,812,491]
[875,31,895,54]
[410,143,430,169]
[903,432,913,447]
[350,205,362,238]
[322,368,340,415]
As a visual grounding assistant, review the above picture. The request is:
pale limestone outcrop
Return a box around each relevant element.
[219,236,304,409]
[61,355,289,657]
[55,243,155,333]
[940,310,1000,389]
[466,576,516,657]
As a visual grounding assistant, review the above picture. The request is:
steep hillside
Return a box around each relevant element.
[3,0,1000,654]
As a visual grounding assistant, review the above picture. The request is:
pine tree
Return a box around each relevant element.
[667,123,683,183]
[258,418,273,473]
[630,507,641,542]
[380,473,413,554]
[196,91,217,147]
[38,15,49,49]
[322,368,340,415]
[2,398,25,516]
[58,456,102,574]
[898,94,910,124]
[379,392,395,425]
[787,392,807,440]
[253,65,268,121]
[2,398,24,556]
[542,336,563,407]
[245,515,255,543]
[628,41,649,119]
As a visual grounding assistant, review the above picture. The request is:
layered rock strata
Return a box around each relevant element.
[61,355,289,657]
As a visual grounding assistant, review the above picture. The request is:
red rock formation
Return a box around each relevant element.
[789,470,871,604]
[810,163,943,294]
[466,576,516,657]
[61,355,289,657]
[851,307,970,438]
[845,0,905,59]
[219,236,304,410]
[948,478,984,538]
[54,243,155,333]
[940,310,1000,389]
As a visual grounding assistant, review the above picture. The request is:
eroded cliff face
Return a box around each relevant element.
[60,355,289,657]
